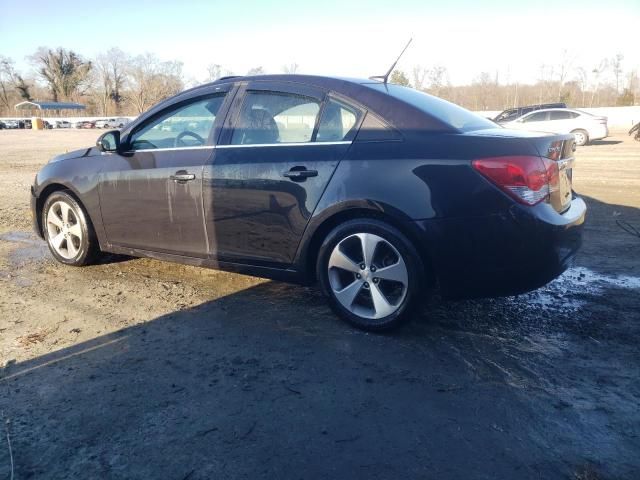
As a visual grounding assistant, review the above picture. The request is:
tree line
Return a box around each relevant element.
[0,47,637,117]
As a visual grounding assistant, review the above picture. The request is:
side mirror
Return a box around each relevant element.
[96,130,121,153]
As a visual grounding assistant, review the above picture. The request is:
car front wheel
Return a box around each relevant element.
[42,191,99,266]
[317,219,423,331]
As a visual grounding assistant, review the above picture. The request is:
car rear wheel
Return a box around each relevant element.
[43,191,99,266]
[572,129,589,146]
[317,219,423,331]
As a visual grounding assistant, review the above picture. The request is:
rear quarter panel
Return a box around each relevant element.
[294,131,542,274]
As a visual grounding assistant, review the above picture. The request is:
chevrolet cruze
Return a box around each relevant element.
[31,75,586,331]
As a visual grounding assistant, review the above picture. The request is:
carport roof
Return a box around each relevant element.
[15,101,86,110]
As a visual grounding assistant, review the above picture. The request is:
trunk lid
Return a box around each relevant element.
[525,133,575,213]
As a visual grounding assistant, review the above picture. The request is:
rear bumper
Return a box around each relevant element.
[589,125,608,141]
[415,197,586,299]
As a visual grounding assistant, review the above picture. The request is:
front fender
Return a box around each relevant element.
[33,153,107,247]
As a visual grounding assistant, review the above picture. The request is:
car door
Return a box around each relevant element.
[548,110,576,133]
[203,81,363,267]
[98,89,232,257]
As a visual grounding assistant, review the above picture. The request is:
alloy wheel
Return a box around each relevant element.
[327,233,408,320]
[573,131,586,145]
[46,201,83,259]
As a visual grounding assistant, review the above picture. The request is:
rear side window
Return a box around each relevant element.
[369,83,495,132]
[524,111,548,122]
[549,111,578,120]
[231,92,320,145]
[316,98,362,142]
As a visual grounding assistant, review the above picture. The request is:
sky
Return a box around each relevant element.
[1,0,639,86]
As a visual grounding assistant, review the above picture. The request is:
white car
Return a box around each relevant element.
[54,120,71,129]
[95,117,129,129]
[503,108,608,146]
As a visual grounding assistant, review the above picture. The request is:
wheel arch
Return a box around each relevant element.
[298,204,437,288]
[35,183,93,238]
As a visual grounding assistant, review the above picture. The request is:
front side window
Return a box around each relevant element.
[130,95,225,150]
[316,98,361,142]
[231,92,320,145]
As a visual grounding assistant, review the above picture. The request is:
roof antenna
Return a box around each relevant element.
[370,38,413,84]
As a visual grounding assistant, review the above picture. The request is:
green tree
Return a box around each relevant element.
[390,70,410,86]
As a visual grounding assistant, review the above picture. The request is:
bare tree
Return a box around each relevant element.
[556,50,575,102]
[0,57,16,111]
[575,67,589,107]
[611,53,623,95]
[590,59,609,107]
[94,48,129,115]
[282,63,299,74]
[127,54,183,113]
[31,47,92,101]
[412,66,428,91]
[428,65,448,96]
[206,64,223,82]
[246,66,265,76]
[0,56,32,114]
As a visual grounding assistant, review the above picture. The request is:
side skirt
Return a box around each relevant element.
[104,245,307,285]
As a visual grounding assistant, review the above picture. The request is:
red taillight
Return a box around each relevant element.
[472,156,559,206]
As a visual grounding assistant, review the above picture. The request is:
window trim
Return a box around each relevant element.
[314,92,365,143]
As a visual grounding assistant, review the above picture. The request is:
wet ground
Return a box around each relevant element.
[0,130,639,479]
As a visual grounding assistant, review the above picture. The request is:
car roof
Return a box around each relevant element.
[134,74,463,134]
[524,108,581,114]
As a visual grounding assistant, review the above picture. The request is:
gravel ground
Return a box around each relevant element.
[0,129,639,479]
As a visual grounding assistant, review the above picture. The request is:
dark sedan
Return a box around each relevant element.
[31,75,586,331]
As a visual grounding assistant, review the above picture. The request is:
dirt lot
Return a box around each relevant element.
[0,129,639,479]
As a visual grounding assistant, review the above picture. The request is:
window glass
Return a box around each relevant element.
[316,98,361,142]
[368,83,495,131]
[231,92,320,145]
[549,111,574,120]
[524,111,548,122]
[130,95,225,150]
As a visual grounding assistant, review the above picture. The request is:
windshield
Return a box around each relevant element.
[368,83,496,132]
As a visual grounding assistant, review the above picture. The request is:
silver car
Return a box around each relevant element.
[503,108,608,146]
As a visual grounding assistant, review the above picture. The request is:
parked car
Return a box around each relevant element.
[74,120,95,129]
[0,121,4,129]
[30,74,586,331]
[493,103,567,124]
[4,120,19,129]
[54,120,72,129]
[23,119,32,129]
[95,117,129,128]
[502,108,608,146]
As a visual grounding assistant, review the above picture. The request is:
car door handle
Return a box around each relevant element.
[283,167,318,180]
[170,171,196,183]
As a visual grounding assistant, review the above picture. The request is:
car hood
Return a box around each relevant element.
[49,147,95,164]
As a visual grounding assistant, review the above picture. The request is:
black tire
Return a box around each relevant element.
[572,129,589,146]
[42,190,100,266]
[316,218,424,331]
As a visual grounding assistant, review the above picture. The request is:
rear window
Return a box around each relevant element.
[368,83,495,132]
